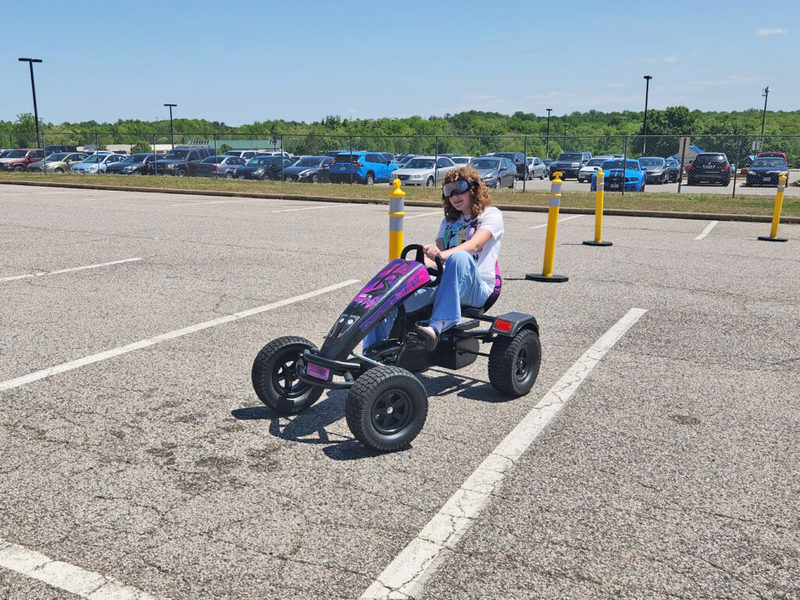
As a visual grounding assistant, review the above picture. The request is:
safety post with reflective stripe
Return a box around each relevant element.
[758,171,789,242]
[583,168,612,247]
[526,173,569,283]
[389,178,406,259]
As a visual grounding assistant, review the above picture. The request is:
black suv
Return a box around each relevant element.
[685,152,731,186]
[154,146,215,177]
[549,151,592,179]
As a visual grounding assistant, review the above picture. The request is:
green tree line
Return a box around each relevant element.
[2,107,797,160]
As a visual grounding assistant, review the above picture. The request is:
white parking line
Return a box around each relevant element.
[528,214,584,229]
[405,212,441,220]
[694,220,719,240]
[0,279,359,392]
[0,537,156,599]
[170,198,282,207]
[0,258,142,284]
[272,203,356,213]
[361,307,648,600]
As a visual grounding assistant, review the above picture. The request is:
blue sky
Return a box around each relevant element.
[1,0,795,125]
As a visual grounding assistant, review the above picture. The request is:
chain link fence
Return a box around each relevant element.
[3,132,796,192]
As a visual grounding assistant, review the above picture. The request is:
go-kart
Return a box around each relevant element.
[251,244,541,452]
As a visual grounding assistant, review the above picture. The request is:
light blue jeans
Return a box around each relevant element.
[363,250,492,349]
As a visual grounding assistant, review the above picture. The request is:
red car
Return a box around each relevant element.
[0,148,45,171]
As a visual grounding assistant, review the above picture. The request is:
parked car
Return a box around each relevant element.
[745,157,789,187]
[154,146,215,177]
[549,151,592,179]
[44,144,78,156]
[70,153,127,174]
[757,151,788,165]
[329,151,397,184]
[223,150,259,161]
[392,156,457,186]
[449,155,472,166]
[233,155,293,180]
[490,152,526,179]
[0,148,45,171]
[105,153,158,175]
[685,152,731,186]
[266,156,300,180]
[591,159,645,192]
[192,155,247,178]
[525,156,547,180]
[577,157,611,183]
[665,156,682,182]
[638,157,671,184]
[281,155,334,183]
[28,152,89,173]
[469,156,516,188]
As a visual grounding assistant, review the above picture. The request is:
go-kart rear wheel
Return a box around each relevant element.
[488,329,541,397]
[251,336,323,415]
[345,365,428,452]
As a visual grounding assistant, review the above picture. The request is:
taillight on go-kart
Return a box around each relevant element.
[493,319,513,333]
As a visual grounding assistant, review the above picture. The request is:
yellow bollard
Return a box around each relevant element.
[389,178,406,260]
[526,172,569,283]
[758,171,788,242]
[583,168,612,247]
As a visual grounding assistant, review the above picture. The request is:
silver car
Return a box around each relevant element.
[525,156,547,180]
[192,155,247,178]
[28,152,89,173]
[392,155,457,186]
[469,156,516,188]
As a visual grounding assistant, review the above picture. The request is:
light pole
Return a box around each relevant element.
[760,86,770,142]
[164,103,177,149]
[642,75,652,155]
[18,57,43,149]
[545,108,552,159]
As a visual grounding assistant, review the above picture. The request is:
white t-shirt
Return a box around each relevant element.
[437,206,503,287]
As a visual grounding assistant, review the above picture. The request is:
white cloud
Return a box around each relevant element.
[757,28,787,35]
[663,55,678,63]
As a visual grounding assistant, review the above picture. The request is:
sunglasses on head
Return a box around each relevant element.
[442,179,473,199]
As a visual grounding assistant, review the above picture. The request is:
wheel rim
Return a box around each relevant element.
[371,389,413,435]
[272,355,306,399]
[514,347,531,383]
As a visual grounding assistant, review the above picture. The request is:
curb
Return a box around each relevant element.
[2,179,798,224]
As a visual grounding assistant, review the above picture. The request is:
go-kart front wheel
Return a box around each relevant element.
[345,366,428,452]
[251,336,323,415]
[488,328,542,397]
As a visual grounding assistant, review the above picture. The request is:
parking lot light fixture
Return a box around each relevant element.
[760,86,770,141]
[18,58,43,149]
[164,103,177,149]
[642,75,652,155]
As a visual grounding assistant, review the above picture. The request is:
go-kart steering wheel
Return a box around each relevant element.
[401,244,443,287]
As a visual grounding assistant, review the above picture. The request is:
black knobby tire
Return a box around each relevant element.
[345,365,428,452]
[251,336,323,415]
[488,329,542,397]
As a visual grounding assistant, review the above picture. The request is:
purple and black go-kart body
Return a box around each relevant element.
[251,245,541,452]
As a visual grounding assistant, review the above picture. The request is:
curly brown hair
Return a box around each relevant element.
[441,166,492,222]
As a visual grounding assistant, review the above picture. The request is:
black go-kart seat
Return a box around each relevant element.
[461,263,502,317]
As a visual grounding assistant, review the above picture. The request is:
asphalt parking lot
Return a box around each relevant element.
[1,184,798,600]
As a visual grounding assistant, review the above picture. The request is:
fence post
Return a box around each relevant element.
[526,173,568,283]
[677,136,688,194]
[523,136,527,193]
[621,137,627,198]
[758,172,788,242]
[731,137,741,198]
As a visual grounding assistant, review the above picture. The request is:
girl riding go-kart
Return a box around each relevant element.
[252,167,541,452]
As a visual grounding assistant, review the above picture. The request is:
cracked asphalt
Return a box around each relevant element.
[1,184,798,599]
